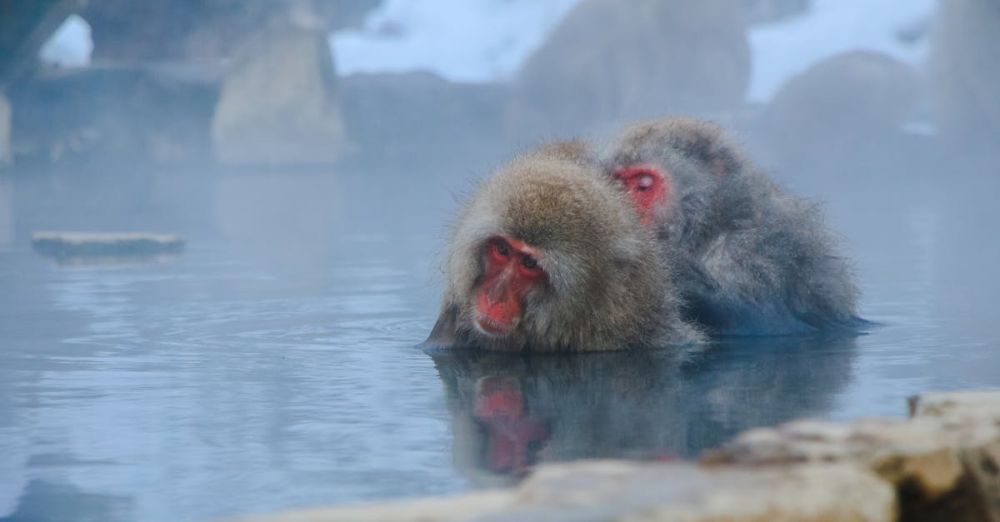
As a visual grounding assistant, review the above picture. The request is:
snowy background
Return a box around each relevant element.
[43,0,937,103]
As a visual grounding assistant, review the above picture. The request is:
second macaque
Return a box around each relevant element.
[605,117,861,335]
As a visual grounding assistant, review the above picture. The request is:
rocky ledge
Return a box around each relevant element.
[238,390,1000,522]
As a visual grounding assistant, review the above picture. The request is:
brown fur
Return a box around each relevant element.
[426,145,703,352]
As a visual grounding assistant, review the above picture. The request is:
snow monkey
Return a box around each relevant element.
[426,143,703,352]
[605,118,861,335]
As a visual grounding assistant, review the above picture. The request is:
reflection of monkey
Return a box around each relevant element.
[508,0,750,141]
[426,144,702,352]
[929,0,1000,152]
[432,334,857,485]
[605,117,861,336]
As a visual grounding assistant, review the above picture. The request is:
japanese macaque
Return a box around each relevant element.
[605,117,861,335]
[425,144,703,352]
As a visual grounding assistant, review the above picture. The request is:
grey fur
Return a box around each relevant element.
[604,117,861,335]
[427,145,704,352]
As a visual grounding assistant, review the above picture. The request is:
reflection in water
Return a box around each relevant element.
[2,156,1000,521]
[0,479,131,522]
[0,177,12,246]
[432,334,857,484]
[215,172,344,277]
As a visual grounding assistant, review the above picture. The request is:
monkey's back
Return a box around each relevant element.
[683,169,861,335]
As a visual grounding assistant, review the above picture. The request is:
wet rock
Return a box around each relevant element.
[83,0,381,63]
[211,28,349,167]
[749,50,921,176]
[9,66,218,164]
[705,390,1000,522]
[238,461,893,522]
[339,71,509,168]
[32,231,184,262]
[508,0,750,141]
[0,90,9,166]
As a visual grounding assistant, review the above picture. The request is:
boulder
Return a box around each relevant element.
[9,66,218,164]
[929,0,1000,153]
[211,28,349,167]
[750,50,920,174]
[339,71,509,168]
[705,390,1000,522]
[508,0,750,141]
[238,461,894,522]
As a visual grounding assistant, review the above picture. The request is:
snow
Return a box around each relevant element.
[331,0,936,102]
[748,0,937,102]
[36,1,938,102]
[330,0,581,82]
[39,14,93,68]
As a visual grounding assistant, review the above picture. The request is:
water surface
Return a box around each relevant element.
[1,163,999,521]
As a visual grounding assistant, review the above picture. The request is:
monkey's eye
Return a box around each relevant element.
[490,240,511,261]
[636,174,655,192]
[521,255,539,271]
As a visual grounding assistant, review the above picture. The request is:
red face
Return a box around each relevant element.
[612,164,670,226]
[474,236,546,336]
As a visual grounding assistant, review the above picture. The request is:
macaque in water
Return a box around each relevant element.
[426,143,703,352]
[605,118,860,335]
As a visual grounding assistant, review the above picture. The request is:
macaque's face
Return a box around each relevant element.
[612,164,670,226]
[473,236,546,336]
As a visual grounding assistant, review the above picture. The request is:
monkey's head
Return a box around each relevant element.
[606,118,744,240]
[438,150,681,352]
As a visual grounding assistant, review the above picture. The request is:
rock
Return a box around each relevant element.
[83,0,381,63]
[339,71,509,168]
[749,50,920,175]
[929,0,1000,153]
[211,28,349,167]
[237,461,894,522]
[9,66,218,164]
[31,231,184,261]
[236,390,1000,522]
[705,390,1000,522]
[0,90,9,166]
[508,0,750,141]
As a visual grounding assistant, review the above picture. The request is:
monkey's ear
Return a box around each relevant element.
[423,304,461,348]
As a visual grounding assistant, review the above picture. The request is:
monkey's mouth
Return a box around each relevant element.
[474,314,517,337]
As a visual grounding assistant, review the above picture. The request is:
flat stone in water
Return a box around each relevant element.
[31,231,185,261]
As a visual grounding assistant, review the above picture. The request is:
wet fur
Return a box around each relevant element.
[605,117,861,335]
[427,145,703,352]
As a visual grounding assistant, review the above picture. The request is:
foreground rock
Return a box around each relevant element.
[236,390,1000,522]
[240,462,893,522]
[706,390,1000,522]
[32,231,184,261]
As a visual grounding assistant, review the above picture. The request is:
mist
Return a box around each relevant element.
[1,1,999,521]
